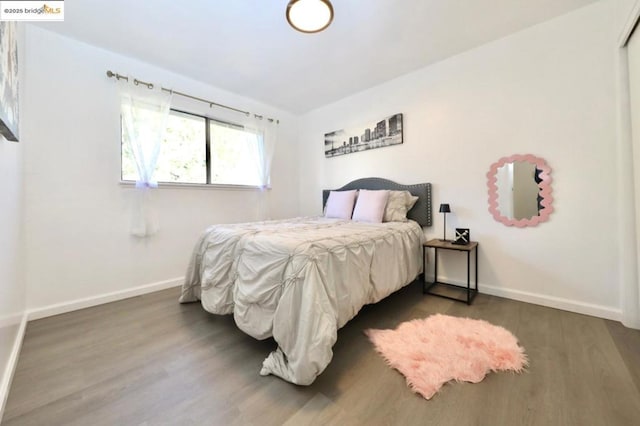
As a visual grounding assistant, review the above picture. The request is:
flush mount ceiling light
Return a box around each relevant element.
[286,0,334,34]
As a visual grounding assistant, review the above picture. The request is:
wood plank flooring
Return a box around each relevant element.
[3,282,640,425]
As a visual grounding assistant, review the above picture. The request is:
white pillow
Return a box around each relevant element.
[325,190,357,219]
[352,190,390,223]
[383,190,419,222]
[405,192,419,210]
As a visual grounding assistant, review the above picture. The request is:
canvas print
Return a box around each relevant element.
[325,113,403,158]
[0,21,19,142]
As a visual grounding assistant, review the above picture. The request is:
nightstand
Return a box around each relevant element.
[423,239,478,305]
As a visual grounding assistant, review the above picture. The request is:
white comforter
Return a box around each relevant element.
[180,217,423,385]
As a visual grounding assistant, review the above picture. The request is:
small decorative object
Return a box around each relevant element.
[286,0,334,34]
[325,113,403,157]
[452,228,470,245]
[438,203,451,241]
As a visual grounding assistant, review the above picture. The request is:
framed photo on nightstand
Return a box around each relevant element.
[452,228,470,245]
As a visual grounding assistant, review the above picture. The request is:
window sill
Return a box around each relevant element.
[118,181,270,191]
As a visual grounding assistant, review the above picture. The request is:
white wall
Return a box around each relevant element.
[615,0,640,329]
[22,26,299,312]
[614,0,639,34]
[0,136,24,422]
[0,23,26,420]
[298,1,620,319]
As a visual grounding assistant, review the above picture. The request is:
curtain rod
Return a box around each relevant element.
[106,70,279,124]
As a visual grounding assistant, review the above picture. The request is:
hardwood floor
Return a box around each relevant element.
[3,282,640,425]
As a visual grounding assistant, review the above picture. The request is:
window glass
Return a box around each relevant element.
[209,121,262,186]
[154,111,206,184]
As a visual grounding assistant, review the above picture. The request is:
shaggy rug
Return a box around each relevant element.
[365,314,528,400]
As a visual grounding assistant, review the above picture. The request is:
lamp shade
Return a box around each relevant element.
[286,0,334,33]
[439,203,451,213]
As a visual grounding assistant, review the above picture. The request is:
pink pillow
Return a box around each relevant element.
[352,190,390,223]
[325,190,357,219]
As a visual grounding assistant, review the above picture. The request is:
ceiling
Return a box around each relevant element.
[37,0,600,114]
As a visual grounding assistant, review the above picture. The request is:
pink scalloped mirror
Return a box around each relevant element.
[487,154,553,227]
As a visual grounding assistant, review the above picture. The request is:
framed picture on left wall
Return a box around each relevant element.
[0,21,19,142]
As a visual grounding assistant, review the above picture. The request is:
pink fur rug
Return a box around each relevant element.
[365,314,527,399]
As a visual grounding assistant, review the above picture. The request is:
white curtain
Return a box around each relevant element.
[244,115,278,220]
[118,79,172,237]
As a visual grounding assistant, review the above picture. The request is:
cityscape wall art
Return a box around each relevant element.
[0,21,19,142]
[324,113,403,158]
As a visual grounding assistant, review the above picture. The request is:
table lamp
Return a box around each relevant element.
[439,203,451,241]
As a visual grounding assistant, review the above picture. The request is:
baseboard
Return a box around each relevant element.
[0,312,27,423]
[27,277,184,321]
[425,274,622,322]
[481,284,621,322]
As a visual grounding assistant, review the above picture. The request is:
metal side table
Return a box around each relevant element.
[423,239,478,305]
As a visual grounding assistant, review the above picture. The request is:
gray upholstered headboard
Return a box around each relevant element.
[322,177,432,227]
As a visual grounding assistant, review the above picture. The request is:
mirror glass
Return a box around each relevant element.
[487,154,553,227]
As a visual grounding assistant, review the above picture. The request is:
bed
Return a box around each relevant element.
[180,177,432,385]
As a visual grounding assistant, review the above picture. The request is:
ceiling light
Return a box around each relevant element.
[286,0,334,34]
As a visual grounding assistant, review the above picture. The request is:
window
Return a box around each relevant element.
[209,119,262,186]
[122,109,264,187]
